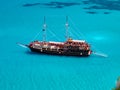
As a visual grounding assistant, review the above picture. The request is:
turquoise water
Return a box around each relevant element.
[0,0,120,90]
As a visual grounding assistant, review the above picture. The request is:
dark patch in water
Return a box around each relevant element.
[84,5,106,10]
[86,11,110,14]
[87,0,120,11]
[23,3,41,7]
[53,6,63,8]
[86,11,97,14]
[23,1,80,8]
[104,12,110,14]
[82,1,91,4]
[43,1,81,8]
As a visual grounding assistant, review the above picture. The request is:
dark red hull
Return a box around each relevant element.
[29,47,91,57]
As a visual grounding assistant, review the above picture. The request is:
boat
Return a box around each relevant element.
[27,16,92,57]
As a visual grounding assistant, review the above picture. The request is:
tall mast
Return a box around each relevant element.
[42,16,46,42]
[65,16,69,40]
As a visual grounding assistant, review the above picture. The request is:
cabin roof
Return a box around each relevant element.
[49,41,64,44]
[72,40,85,42]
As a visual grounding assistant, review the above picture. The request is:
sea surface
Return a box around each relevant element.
[0,0,120,90]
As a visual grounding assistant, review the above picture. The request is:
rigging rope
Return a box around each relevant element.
[69,16,87,40]
[47,28,61,41]
[30,30,41,41]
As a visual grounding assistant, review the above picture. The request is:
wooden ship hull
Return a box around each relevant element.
[29,47,91,56]
[28,39,92,57]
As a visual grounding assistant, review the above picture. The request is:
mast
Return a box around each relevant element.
[65,16,69,40]
[42,16,46,42]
